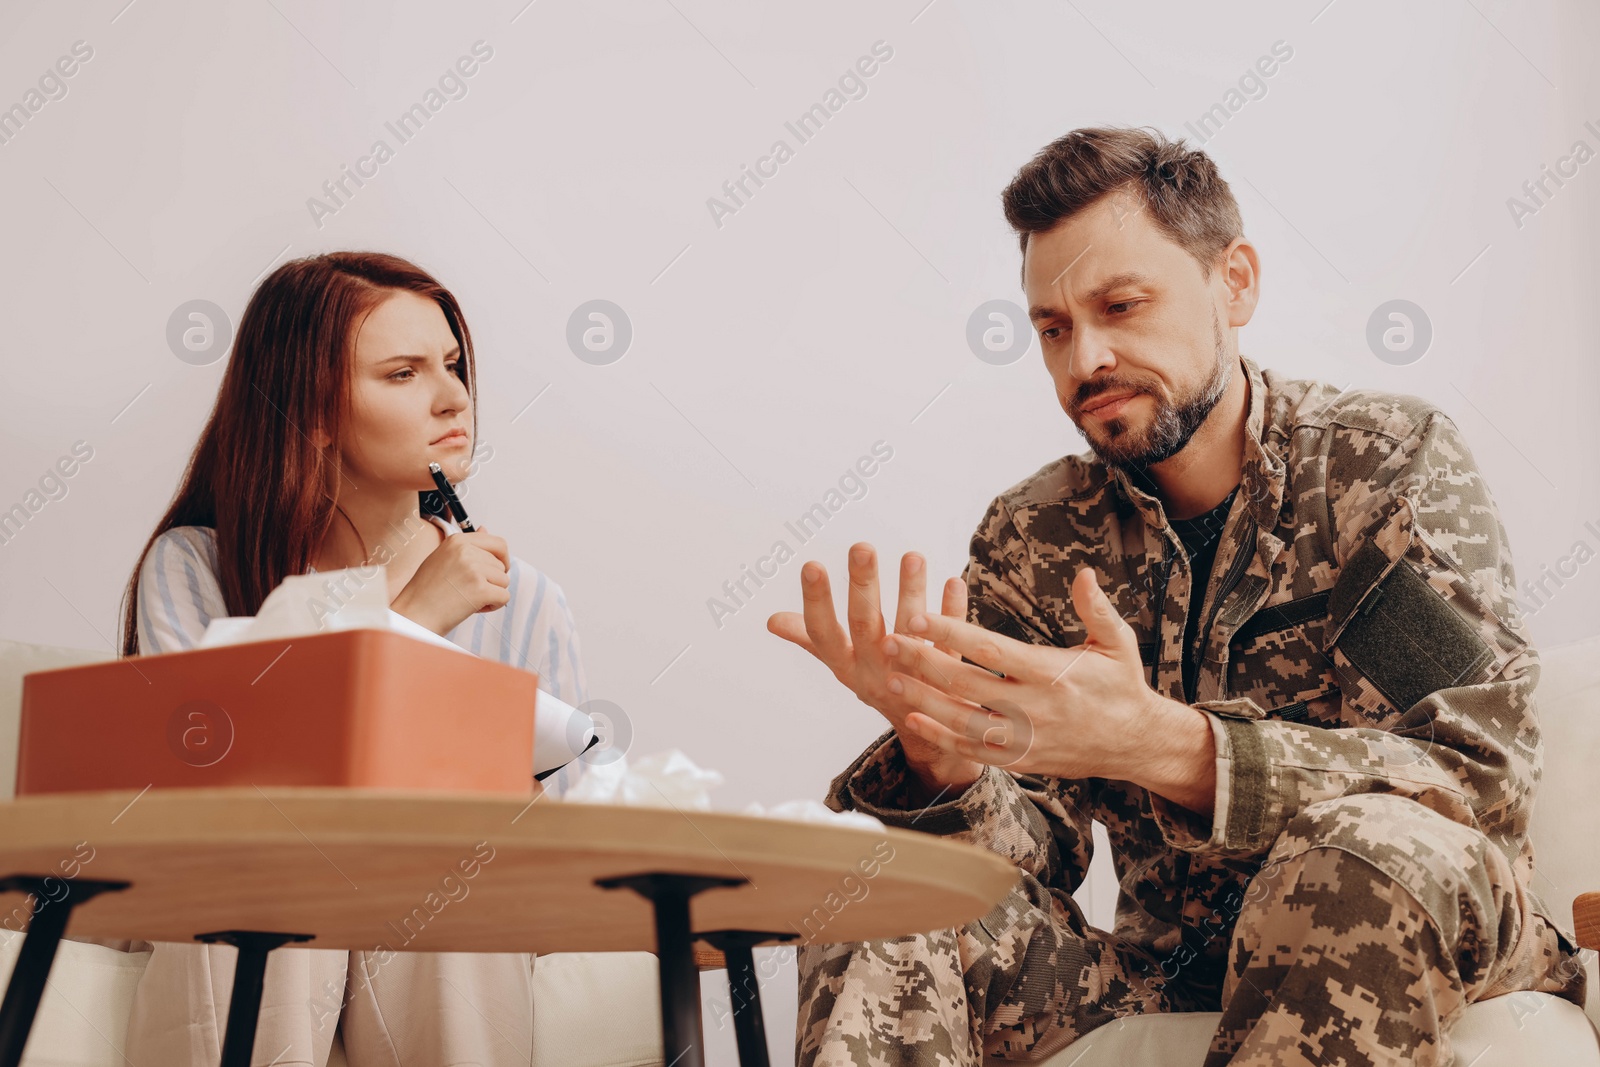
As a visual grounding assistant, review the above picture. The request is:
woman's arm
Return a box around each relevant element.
[135,528,227,654]
[530,571,590,799]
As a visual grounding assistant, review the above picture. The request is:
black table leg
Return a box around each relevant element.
[195,930,314,1067]
[595,873,744,1067]
[0,875,129,1067]
[698,930,798,1067]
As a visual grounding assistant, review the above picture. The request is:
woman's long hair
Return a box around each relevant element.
[118,252,478,657]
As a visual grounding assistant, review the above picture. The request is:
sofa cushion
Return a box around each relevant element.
[1528,632,1600,1029]
[1035,995,1600,1066]
[530,951,662,1067]
[3,934,671,1067]
[0,928,151,1066]
[0,638,114,800]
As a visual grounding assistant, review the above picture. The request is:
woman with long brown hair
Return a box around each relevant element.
[115,251,589,1065]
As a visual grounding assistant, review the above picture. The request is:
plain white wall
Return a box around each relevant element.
[2,1,1596,1063]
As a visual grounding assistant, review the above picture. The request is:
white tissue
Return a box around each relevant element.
[565,749,724,809]
[740,798,887,832]
[563,750,888,831]
[197,565,452,648]
[195,564,596,776]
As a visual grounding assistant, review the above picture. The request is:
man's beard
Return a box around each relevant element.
[1071,308,1232,470]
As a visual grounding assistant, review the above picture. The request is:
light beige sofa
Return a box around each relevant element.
[2,635,1596,1065]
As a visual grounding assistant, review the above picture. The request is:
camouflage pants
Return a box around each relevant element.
[795,794,1586,1066]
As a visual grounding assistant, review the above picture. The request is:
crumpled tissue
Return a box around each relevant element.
[564,748,887,831]
[197,564,456,650]
[740,798,886,833]
[196,564,595,777]
[564,749,724,809]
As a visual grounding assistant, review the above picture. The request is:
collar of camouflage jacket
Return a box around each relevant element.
[1106,353,1287,534]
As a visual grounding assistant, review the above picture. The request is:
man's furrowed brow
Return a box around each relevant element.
[1030,270,1155,320]
[1081,270,1155,302]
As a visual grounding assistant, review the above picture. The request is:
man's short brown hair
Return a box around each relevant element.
[1001,125,1244,281]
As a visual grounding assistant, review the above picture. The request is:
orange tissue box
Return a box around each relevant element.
[15,629,539,796]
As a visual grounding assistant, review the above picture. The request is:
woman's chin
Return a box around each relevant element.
[421,454,469,482]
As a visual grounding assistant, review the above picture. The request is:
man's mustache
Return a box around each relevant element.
[1069,378,1153,418]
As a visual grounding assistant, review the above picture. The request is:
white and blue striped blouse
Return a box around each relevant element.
[134,514,591,798]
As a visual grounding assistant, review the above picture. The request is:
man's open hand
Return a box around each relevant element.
[766,543,987,796]
[883,566,1208,795]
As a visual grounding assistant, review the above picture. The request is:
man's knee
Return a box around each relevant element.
[1276,793,1491,884]
[796,930,968,1003]
[1245,793,1507,966]
[795,932,979,1067]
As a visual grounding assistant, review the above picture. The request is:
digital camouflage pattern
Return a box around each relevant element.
[797,355,1587,1066]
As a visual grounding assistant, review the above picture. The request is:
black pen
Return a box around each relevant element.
[427,462,478,532]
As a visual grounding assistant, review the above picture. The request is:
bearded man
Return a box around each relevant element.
[768,125,1587,1067]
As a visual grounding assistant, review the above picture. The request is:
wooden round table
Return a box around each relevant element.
[0,787,1019,1067]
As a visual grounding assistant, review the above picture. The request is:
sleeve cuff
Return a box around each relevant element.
[824,728,985,833]
[825,728,1058,873]
[1147,703,1278,856]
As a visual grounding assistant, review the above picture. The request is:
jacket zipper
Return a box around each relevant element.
[1198,523,1258,675]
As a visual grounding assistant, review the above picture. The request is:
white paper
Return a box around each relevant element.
[196,564,596,776]
[564,749,888,831]
[529,689,596,777]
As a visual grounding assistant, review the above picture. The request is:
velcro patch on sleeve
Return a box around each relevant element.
[1329,539,1497,713]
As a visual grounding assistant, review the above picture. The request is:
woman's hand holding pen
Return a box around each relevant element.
[391,528,512,637]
